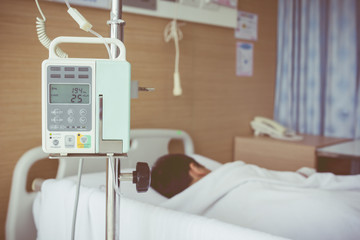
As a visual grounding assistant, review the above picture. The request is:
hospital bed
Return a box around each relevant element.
[8,129,360,240]
[7,128,283,240]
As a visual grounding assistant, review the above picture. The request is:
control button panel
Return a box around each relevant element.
[46,133,92,149]
[48,105,91,131]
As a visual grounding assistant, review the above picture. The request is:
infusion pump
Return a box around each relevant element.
[42,37,130,154]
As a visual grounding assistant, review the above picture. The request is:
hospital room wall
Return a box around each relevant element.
[0,0,278,236]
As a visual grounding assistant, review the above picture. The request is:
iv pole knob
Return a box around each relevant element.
[132,162,151,192]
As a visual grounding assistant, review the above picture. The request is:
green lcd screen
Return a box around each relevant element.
[50,84,90,104]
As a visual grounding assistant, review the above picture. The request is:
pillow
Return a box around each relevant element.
[188,154,222,171]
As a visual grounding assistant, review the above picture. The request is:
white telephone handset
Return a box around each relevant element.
[250,117,303,141]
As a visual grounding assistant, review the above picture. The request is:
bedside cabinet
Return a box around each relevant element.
[234,135,349,171]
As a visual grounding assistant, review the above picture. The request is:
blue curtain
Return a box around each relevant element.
[274,0,360,139]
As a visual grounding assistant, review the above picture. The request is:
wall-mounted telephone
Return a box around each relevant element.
[250,117,303,141]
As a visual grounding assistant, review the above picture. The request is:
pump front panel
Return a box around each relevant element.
[42,60,96,154]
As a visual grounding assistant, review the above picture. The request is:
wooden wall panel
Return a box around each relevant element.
[0,0,278,237]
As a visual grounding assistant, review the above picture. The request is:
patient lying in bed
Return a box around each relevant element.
[151,154,314,198]
[151,154,360,240]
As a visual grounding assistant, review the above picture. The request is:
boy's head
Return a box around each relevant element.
[151,154,210,198]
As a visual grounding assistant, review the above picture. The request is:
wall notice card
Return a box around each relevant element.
[235,11,258,40]
[236,42,253,77]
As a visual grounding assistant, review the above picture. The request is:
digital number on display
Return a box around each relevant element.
[50,84,90,104]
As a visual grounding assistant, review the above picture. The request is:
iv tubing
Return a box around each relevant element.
[64,0,113,59]
[71,158,84,240]
[89,29,113,59]
[109,155,123,196]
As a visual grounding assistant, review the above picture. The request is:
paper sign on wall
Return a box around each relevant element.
[236,42,253,77]
[235,11,258,40]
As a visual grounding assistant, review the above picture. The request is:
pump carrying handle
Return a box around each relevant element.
[49,36,126,60]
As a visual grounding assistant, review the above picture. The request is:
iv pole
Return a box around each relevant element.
[107,1,151,238]
[107,0,124,239]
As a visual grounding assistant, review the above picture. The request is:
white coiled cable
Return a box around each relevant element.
[35,0,68,58]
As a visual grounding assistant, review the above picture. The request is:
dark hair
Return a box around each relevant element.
[151,154,201,198]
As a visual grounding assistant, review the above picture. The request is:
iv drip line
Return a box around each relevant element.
[71,158,84,240]
[35,0,113,59]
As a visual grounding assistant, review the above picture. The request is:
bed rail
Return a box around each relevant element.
[6,128,194,240]
[6,147,48,240]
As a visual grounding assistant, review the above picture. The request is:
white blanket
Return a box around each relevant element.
[33,177,286,240]
[162,161,360,240]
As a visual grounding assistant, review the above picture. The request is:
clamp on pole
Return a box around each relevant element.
[107,19,126,25]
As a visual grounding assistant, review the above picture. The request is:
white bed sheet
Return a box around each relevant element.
[162,161,360,240]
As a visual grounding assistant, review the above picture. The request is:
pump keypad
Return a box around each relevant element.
[48,105,91,131]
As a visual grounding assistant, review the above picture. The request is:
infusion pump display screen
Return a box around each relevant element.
[50,84,90,104]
